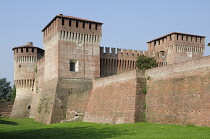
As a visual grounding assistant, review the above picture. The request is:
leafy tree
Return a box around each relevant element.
[0,78,12,102]
[136,55,157,71]
[10,85,16,101]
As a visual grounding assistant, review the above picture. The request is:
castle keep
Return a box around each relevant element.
[11,14,210,126]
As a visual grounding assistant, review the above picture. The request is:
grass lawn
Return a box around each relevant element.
[0,117,210,139]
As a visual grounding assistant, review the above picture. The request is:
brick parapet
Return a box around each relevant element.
[146,55,210,80]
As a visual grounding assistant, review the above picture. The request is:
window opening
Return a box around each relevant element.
[76,20,78,27]
[70,62,75,71]
[69,19,71,26]
[95,24,98,30]
[89,23,91,29]
[83,22,85,28]
[70,60,78,72]
[62,18,65,25]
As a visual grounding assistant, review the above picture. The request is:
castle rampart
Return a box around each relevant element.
[84,70,146,124]
[145,55,210,126]
[100,46,147,77]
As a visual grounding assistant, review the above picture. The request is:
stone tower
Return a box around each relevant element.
[34,14,103,124]
[11,42,44,118]
[147,32,205,66]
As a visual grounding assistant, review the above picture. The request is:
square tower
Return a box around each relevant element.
[42,14,103,81]
[147,32,205,66]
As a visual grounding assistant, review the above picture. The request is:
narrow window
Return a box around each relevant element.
[16,49,18,53]
[83,22,85,28]
[32,48,34,53]
[95,24,98,30]
[21,48,23,53]
[70,60,78,72]
[62,18,65,25]
[28,105,31,109]
[186,36,188,41]
[181,35,183,40]
[70,62,75,71]
[177,35,179,40]
[69,19,71,26]
[26,48,28,52]
[195,37,197,42]
[89,23,91,29]
[76,20,78,27]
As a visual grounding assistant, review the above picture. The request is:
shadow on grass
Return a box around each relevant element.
[0,125,130,139]
[0,119,18,125]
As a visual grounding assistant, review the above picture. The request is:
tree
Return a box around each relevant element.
[136,55,157,71]
[0,78,12,102]
[10,85,16,101]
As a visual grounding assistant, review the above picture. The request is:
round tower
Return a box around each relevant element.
[11,42,44,118]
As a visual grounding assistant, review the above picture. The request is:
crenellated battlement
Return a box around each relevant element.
[42,14,103,40]
[100,46,147,57]
[100,46,151,77]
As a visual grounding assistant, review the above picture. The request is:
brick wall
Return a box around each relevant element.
[84,70,145,124]
[145,55,210,126]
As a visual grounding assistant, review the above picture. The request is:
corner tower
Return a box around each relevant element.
[11,42,44,118]
[147,32,205,66]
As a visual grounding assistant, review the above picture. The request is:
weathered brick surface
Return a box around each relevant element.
[51,78,92,123]
[145,55,210,126]
[0,102,13,117]
[84,70,145,124]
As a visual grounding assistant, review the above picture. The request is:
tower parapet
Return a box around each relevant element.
[147,32,205,66]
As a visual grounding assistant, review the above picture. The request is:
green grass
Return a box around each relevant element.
[1,117,210,139]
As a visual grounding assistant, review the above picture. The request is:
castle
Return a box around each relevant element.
[11,14,210,126]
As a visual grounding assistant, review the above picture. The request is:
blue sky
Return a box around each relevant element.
[1,0,210,84]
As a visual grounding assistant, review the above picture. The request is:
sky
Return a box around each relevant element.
[1,0,210,84]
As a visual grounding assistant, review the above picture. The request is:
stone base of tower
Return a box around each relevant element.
[34,78,92,124]
[10,89,33,118]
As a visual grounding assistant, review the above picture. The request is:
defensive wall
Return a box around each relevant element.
[145,55,210,127]
[100,47,152,77]
[83,55,210,127]
[83,70,146,124]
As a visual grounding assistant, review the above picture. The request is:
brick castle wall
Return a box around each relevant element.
[84,70,145,124]
[145,55,210,126]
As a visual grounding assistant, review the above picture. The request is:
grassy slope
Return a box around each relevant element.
[0,117,210,139]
